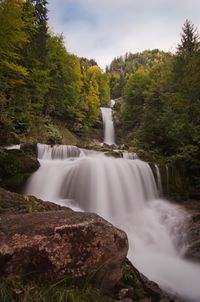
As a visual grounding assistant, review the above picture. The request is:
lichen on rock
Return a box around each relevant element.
[0,209,128,289]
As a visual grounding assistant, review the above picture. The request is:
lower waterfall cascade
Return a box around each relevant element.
[24,143,200,302]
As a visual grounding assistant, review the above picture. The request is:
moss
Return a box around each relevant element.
[0,149,39,192]
[0,187,61,215]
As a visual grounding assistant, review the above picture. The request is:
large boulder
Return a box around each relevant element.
[0,148,39,192]
[0,209,128,289]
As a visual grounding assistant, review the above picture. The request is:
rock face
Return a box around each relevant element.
[0,149,40,192]
[116,259,182,302]
[182,200,200,261]
[0,209,128,289]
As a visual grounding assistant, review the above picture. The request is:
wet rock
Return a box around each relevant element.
[0,187,62,215]
[182,200,200,261]
[0,210,128,289]
[115,259,182,302]
[105,151,122,158]
[116,288,134,299]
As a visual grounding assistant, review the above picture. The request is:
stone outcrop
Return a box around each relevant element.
[114,259,182,302]
[182,200,200,261]
[0,209,128,289]
[0,148,40,192]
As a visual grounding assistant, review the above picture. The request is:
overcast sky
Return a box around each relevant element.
[48,0,200,69]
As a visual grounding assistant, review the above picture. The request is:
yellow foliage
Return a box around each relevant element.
[3,61,28,76]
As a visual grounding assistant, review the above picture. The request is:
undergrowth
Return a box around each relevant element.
[0,278,113,302]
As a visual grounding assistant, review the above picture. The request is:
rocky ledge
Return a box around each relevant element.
[0,148,39,192]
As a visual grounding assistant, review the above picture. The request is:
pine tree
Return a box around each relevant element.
[177,20,199,54]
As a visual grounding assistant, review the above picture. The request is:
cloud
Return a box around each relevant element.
[48,0,200,68]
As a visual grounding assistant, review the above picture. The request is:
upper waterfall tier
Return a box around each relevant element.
[101,107,115,145]
[37,143,82,160]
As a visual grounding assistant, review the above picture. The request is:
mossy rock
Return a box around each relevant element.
[0,149,40,192]
[0,187,62,215]
[20,143,38,157]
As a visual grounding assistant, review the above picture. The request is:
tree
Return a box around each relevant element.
[44,34,82,124]
[87,66,110,106]
[0,0,30,92]
[123,68,150,129]
[177,20,199,54]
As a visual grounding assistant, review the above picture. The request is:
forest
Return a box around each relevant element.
[0,0,110,145]
[107,21,200,199]
[0,0,199,198]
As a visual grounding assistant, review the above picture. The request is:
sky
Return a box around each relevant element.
[48,0,200,69]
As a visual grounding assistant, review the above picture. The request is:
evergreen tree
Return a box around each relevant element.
[177,20,199,54]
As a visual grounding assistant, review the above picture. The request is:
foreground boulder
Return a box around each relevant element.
[0,209,128,289]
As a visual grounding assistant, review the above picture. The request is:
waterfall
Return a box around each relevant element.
[37,143,82,159]
[101,107,115,145]
[5,144,21,150]
[123,151,139,160]
[110,99,116,107]
[24,144,200,302]
[155,164,163,196]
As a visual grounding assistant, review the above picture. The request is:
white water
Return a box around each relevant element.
[24,144,200,302]
[123,151,139,160]
[5,144,21,150]
[101,107,115,145]
[155,164,163,196]
[110,99,116,108]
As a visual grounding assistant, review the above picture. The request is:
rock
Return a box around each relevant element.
[20,144,37,157]
[0,149,40,192]
[0,187,62,215]
[115,259,182,302]
[0,210,128,289]
[117,298,133,302]
[182,200,200,261]
[105,151,122,158]
[116,288,134,299]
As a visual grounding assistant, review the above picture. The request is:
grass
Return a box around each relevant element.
[0,278,114,302]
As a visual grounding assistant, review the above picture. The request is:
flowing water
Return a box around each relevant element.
[101,107,115,145]
[24,108,200,302]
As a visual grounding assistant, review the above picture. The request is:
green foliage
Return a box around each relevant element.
[0,0,110,144]
[44,123,62,145]
[107,49,170,98]
[0,0,30,92]
[117,21,200,199]
[123,68,150,129]
[0,278,113,302]
[177,19,199,54]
